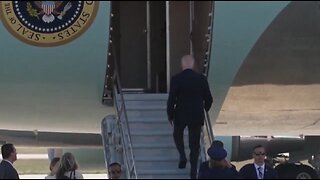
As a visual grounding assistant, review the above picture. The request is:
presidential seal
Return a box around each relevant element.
[0,1,99,47]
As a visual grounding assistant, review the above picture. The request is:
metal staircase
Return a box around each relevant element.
[124,93,190,179]
[102,91,211,178]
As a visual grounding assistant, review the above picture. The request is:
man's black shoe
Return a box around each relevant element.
[178,159,187,169]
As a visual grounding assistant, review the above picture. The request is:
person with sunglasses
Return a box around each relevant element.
[108,162,122,179]
[239,145,278,179]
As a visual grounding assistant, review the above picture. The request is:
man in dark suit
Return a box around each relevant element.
[0,143,19,179]
[167,55,213,179]
[239,145,278,179]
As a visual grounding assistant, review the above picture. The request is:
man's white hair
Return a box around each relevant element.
[181,55,195,70]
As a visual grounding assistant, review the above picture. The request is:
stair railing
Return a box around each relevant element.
[110,42,137,179]
[200,1,215,162]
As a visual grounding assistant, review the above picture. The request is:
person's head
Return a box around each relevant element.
[109,162,122,179]
[207,146,227,161]
[207,146,228,169]
[252,145,266,166]
[56,152,79,178]
[60,152,78,171]
[1,143,17,163]
[210,140,224,148]
[181,55,195,70]
[49,157,60,175]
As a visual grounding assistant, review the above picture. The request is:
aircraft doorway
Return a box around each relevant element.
[111,1,212,93]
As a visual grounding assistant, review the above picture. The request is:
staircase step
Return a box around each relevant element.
[125,104,166,110]
[130,135,173,144]
[129,119,170,130]
[126,109,166,118]
[133,151,192,163]
[132,143,177,149]
[124,100,167,109]
[123,93,168,100]
[134,155,191,171]
[129,124,171,132]
[131,134,189,145]
[135,156,180,162]
[129,117,167,123]
[137,169,189,176]
[130,130,178,136]
[133,148,189,157]
[137,174,189,179]
[135,155,204,164]
[135,162,191,173]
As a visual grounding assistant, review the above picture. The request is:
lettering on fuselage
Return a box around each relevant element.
[0,1,99,47]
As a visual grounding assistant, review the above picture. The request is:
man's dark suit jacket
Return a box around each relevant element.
[239,163,278,179]
[167,69,213,126]
[0,160,19,179]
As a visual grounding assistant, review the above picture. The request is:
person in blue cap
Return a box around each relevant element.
[199,140,237,174]
[198,146,241,179]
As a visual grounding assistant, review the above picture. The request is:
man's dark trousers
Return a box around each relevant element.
[174,123,202,179]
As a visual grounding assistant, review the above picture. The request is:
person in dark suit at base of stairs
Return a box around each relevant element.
[0,143,19,179]
[239,145,278,179]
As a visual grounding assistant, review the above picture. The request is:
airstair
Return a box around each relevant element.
[119,93,190,178]
[101,56,214,178]
[100,47,213,178]
[102,91,212,179]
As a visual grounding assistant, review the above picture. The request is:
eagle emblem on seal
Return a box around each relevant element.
[27,1,72,23]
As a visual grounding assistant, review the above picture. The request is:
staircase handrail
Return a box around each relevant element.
[111,43,137,179]
[201,1,215,161]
